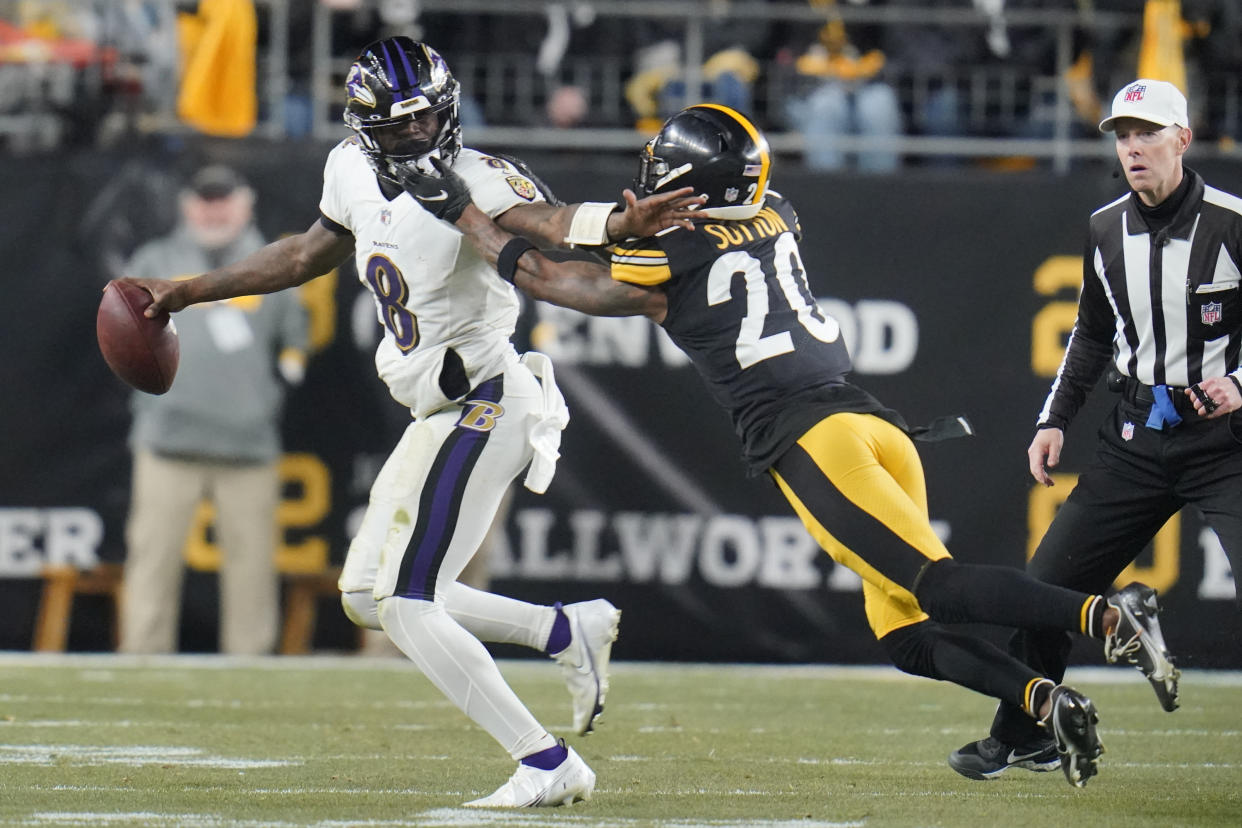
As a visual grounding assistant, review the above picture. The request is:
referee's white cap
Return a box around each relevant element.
[1099,79,1189,133]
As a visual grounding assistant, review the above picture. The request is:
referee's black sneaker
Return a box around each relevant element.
[1105,582,1181,712]
[947,736,1060,780]
[1044,685,1104,788]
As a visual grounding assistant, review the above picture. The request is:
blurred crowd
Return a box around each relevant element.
[0,0,1239,169]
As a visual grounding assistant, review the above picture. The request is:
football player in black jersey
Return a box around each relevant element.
[399,104,1177,788]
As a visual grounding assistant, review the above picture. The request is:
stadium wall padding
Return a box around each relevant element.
[1,143,1237,667]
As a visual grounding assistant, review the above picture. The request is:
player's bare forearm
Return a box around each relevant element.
[456,204,666,320]
[455,203,522,264]
[517,255,666,320]
[495,202,576,248]
[173,241,308,306]
[124,222,353,316]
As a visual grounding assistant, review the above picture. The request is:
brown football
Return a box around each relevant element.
[96,280,179,394]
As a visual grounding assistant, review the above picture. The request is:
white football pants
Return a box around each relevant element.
[339,362,560,759]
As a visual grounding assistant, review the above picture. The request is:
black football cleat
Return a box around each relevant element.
[1044,685,1104,788]
[947,736,1060,780]
[1105,582,1181,712]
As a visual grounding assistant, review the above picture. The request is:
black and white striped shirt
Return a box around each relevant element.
[1039,169,1242,429]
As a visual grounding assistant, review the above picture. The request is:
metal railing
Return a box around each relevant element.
[303,1,1170,172]
[4,1,1239,172]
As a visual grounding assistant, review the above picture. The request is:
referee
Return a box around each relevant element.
[951,78,1242,781]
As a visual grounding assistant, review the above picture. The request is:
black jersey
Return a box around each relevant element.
[609,192,904,474]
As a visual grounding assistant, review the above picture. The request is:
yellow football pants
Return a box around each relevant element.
[771,412,951,639]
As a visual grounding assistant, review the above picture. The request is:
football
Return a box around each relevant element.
[96,280,179,394]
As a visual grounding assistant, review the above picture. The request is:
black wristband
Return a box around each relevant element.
[497,237,537,284]
[1230,375,1242,397]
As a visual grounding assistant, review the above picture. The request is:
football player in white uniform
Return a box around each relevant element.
[119,36,700,808]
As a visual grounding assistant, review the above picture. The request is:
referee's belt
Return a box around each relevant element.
[1119,377,1198,428]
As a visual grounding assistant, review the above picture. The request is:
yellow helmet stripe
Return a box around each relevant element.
[691,103,769,204]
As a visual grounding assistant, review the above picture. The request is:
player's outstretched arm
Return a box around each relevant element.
[458,203,667,322]
[495,185,702,249]
[120,220,354,317]
[397,160,667,318]
[396,157,701,249]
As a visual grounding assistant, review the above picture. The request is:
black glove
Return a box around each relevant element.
[394,156,472,223]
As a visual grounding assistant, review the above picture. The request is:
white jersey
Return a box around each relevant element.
[319,140,547,418]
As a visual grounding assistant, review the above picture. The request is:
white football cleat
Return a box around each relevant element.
[553,599,621,735]
[464,745,595,808]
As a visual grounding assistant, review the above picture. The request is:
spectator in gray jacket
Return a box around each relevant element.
[120,164,309,655]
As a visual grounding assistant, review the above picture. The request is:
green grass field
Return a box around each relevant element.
[0,654,1238,827]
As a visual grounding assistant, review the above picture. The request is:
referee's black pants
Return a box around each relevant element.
[991,398,1242,746]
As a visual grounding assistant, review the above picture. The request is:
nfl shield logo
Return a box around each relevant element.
[1201,301,1223,325]
[1124,84,1146,102]
[724,186,739,203]
[1121,421,1135,441]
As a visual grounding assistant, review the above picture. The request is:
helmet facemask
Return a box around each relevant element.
[637,141,695,195]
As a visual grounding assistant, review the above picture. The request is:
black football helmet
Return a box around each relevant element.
[343,37,462,180]
[636,104,771,220]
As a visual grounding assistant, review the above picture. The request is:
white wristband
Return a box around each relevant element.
[563,201,619,246]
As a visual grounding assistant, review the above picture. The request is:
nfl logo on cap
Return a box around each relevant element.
[1099,78,1189,133]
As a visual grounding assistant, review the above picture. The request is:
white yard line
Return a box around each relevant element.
[22,811,866,828]
[0,652,1239,686]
